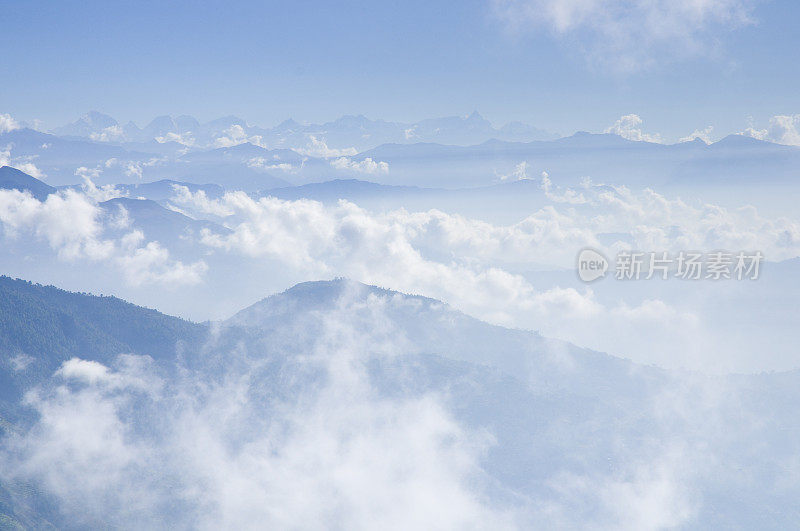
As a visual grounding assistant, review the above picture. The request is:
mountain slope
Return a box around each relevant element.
[228,279,665,398]
[0,166,55,200]
[0,276,204,412]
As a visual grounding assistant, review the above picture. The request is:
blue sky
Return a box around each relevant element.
[1,0,798,140]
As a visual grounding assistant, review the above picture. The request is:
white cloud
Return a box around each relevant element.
[540,171,587,203]
[604,114,662,143]
[14,162,46,180]
[498,161,530,181]
[213,124,265,148]
[75,167,128,202]
[0,188,206,286]
[170,184,234,217]
[740,115,800,146]
[679,125,714,143]
[247,157,297,173]
[57,358,114,384]
[0,189,113,260]
[494,0,756,71]
[330,157,389,175]
[125,162,143,179]
[156,131,196,146]
[0,145,46,179]
[0,113,21,134]
[89,125,126,143]
[117,240,208,286]
[103,157,165,181]
[294,135,358,158]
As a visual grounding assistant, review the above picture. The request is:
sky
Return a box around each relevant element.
[1,0,798,141]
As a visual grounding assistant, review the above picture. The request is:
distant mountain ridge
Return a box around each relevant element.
[4,122,800,192]
[49,110,558,150]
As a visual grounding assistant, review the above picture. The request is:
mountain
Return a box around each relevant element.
[0,166,56,200]
[499,120,554,141]
[2,278,800,528]
[0,277,207,529]
[0,276,204,415]
[228,279,659,396]
[51,111,118,139]
[141,114,201,142]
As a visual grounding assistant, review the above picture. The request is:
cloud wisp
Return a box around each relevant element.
[493,0,757,71]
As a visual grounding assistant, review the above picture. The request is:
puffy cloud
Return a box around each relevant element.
[294,135,358,158]
[89,125,126,143]
[330,157,389,175]
[104,157,165,181]
[540,171,587,203]
[0,145,46,179]
[0,113,21,133]
[125,162,143,179]
[170,184,234,217]
[117,239,208,286]
[679,125,714,143]
[213,124,265,148]
[0,188,113,260]
[57,358,114,384]
[604,114,662,143]
[247,157,298,173]
[0,188,206,286]
[493,0,756,71]
[13,161,46,180]
[741,115,800,146]
[75,168,128,202]
[156,131,196,146]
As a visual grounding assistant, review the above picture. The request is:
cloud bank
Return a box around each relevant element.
[169,182,800,368]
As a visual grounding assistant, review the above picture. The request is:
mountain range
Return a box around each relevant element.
[8,114,800,193]
[50,110,557,151]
